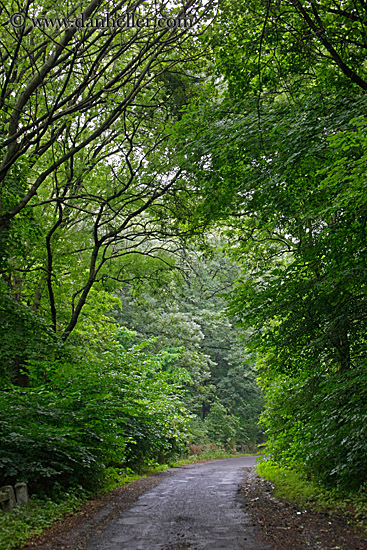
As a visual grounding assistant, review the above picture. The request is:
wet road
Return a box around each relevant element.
[87,456,263,550]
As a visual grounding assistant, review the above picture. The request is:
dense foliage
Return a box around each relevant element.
[0,340,189,492]
[170,0,367,489]
[2,0,366,509]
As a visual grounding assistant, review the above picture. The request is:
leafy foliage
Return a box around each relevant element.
[169,0,367,490]
[0,285,60,385]
[113,243,264,448]
[261,368,367,488]
[0,341,189,492]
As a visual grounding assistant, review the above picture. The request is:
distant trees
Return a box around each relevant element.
[113,242,264,448]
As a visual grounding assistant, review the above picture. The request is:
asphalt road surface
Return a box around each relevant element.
[86,456,265,550]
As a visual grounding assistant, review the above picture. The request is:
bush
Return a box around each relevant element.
[261,365,367,490]
[0,342,190,493]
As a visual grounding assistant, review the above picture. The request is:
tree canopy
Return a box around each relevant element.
[169,0,367,489]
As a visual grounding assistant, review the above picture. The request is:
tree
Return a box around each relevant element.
[0,0,213,226]
[213,0,367,99]
[0,0,217,383]
[170,0,367,487]
[173,0,367,376]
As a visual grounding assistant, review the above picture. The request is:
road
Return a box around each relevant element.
[86,456,265,550]
[23,456,367,550]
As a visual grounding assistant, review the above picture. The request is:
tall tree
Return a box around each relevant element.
[170,0,367,487]
[0,0,217,383]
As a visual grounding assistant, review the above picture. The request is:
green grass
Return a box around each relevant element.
[0,492,84,550]
[257,459,367,528]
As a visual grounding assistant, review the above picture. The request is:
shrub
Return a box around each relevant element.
[0,342,190,493]
[261,365,367,490]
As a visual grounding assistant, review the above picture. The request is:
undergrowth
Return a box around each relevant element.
[173,448,244,465]
[0,491,83,550]
[257,459,367,527]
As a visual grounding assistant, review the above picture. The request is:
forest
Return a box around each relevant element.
[0,0,367,535]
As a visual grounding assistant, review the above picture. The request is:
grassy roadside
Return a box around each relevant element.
[256,459,367,529]
[1,450,252,550]
[0,492,84,550]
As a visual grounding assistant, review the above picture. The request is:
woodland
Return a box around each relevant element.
[0,0,367,515]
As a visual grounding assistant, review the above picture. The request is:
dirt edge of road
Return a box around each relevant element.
[240,467,367,549]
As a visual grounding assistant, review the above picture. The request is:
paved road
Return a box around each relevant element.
[87,456,264,550]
